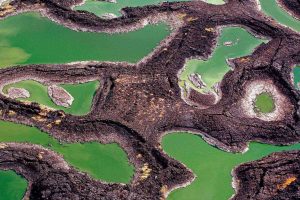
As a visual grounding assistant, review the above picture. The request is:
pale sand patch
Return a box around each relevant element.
[241,79,291,121]
[101,13,117,19]
[0,0,9,6]
[188,73,206,89]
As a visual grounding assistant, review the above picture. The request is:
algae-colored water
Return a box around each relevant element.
[75,0,224,17]
[163,133,300,200]
[180,27,265,93]
[0,170,27,200]
[164,2,300,199]
[3,80,99,115]
[0,12,170,67]
[294,66,300,89]
[259,0,300,32]
[254,92,275,113]
[0,120,134,185]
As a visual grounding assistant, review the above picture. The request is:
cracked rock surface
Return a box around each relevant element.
[232,150,300,200]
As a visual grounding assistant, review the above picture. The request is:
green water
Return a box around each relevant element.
[180,27,265,92]
[0,120,134,183]
[260,0,300,32]
[0,170,27,200]
[163,133,300,200]
[294,66,300,89]
[3,80,99,115]
[75,0,224,17]
[0,7,169,198]
[0,12,170,67]
[254,92,275,113]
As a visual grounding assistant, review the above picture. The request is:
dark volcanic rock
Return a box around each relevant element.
[0,143,193,200]
[232,150,300,200]
[278,0,300,20]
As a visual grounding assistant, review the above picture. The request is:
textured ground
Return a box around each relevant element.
[232,150,300,200]
[278,0,300,20]
[0,0,299,199]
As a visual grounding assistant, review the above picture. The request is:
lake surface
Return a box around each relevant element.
[163,133,300,200]
[180,27,265,93]
[0,120,134,199]
[0,6,169,199]
[254,92,275,113]
[0,12,170,67]
[259,0,300,92]
[0,170,27,200]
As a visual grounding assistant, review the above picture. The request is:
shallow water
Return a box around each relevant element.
[0,7,167,199]
[294,66,300,89]
[164,2,300,200]
[0,120,134,183]
[0,12,170,67]
[163,133,300,200]
[180,27,266,93]
[0,170,27,200]
[259,0,300,32]
[254,92,275,113]
[3,80,99,115]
